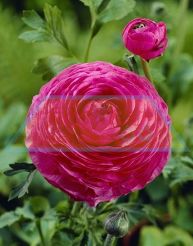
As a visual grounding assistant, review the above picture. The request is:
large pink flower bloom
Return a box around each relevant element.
[122,18,168,61]
[25,62,171,206]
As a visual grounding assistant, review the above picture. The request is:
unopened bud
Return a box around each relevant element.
[104,210,129,238]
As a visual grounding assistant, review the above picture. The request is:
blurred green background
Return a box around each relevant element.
[0,0,193,245]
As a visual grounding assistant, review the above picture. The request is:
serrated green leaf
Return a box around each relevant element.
[32,56,76,80]
[4,169,23,176]
[0,211,20,229]
[43,4,69,49]
[9,163,35,171]
[98,0,136,23]
[8,181,28,201]
[22,10,45,29]
[170,163,193,186]
[19,30,50,43]
[4,163,36,176]
[8,170,37,201]
[163,156,193,186]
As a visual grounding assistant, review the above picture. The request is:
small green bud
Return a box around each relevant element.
[104,210,129,238]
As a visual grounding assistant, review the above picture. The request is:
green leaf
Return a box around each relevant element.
[162,157,177,179]
[80,0,103,9]
[93,0,104,9]
[13,221,40,245]
[8,170,37,201]
[145,176,169,202]
[163,156,193,186]
[80,0,98,27]
[19,30,50,43]
[15,201,35,220]
[142,205,160,225]
[32,56,76,80]
[9,163,35,171]
[181,156,193,166]
[0,211,20,229]
[43,4,69,49]
[52,232,73,246]
[41,209,58,243]
[176,206,193,233]
[4,163,36,176]
[140,226,193,246]
[164,226,193,245]
[4,169,25,176]
[98,0,136,23]
[20,5,69,49]
[80,0,93,7]
[140,226,163,246]
[170,163,193,186]
[22,10,45,29]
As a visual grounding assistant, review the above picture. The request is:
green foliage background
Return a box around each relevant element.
[0,0,193,245]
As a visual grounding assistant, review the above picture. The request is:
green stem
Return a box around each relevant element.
[84,30,94,62]
[104,234,115,246]
[36,219,46,246]
[140,58,154,84]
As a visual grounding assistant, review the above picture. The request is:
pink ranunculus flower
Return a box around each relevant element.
[25,62,171,206]
[122,18,168,61]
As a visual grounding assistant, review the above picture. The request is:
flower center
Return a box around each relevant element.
[83,100,120,132]
[133,23,146,29]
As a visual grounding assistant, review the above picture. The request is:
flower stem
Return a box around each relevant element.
[104,234,115,246]
[36,219,46,246]
[140,58,154,84]
[84,30,94,62]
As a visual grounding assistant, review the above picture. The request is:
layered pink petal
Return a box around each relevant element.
[25,62,171,206]
[122,18,168,61]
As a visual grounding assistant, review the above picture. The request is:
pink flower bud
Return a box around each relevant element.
[122,18,168,61]
[25,62,171,206]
